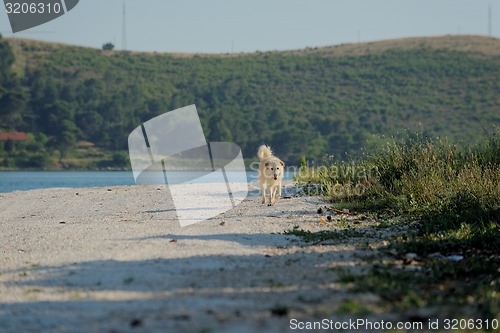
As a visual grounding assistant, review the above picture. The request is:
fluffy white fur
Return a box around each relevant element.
[257,145,285,206]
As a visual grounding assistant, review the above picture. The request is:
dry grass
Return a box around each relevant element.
[6,35,500,60]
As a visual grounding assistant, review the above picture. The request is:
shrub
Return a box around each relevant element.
[299,129,499,220]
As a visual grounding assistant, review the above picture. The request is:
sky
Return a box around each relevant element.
[0,0,499,54]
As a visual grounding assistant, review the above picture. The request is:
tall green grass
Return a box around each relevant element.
[296,129,499,317]
[297,129,499,253]
[299,129,498,219]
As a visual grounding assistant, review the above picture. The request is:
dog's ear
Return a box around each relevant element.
[279,160,284,167]
[265,162,269,167]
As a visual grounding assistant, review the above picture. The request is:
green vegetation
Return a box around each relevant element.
[295,130,499,319]
[285,225,364,243]
[297,129,499,232]
[336,256,499,319]
[0,35,26,131]
[0,35,499,169]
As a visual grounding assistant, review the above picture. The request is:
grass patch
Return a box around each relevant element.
[338,256,499,318]
[294,130,500,319]
[285,225,364,243]
[396,220,500,256]
[299,130,499,215]
[337,299,371,315]
[297,129,499,255]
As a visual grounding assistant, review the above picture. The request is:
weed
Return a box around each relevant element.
[338,256,500,318]
[285,226,364,243]
[268,279,285,289]
[337,299,371,315]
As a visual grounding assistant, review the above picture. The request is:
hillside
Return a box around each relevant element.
[1,35,499,169]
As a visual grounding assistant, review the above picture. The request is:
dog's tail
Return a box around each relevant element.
[257,145,272,160]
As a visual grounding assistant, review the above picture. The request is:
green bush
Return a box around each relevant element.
[299,129,499,220]
[295,129,500,318]
[112,151,130,168]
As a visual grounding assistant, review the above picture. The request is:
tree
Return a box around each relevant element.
[207,113,233,142]
[57,120,78,162]
[0,35,26,129]
[0,35,14,78]
[102,42,115,51]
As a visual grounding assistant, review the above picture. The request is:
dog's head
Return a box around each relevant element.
[264,159,285,180]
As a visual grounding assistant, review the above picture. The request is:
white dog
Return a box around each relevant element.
[257,145,285,206]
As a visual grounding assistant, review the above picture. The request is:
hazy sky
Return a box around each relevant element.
[1,0,498,53]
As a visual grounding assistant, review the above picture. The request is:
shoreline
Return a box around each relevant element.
[0,170,298,194]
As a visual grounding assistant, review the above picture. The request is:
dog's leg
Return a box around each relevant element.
[276,181,282,200]
[261,184,267,205]
[269,186,276,206]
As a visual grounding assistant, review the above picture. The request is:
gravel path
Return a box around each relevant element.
[0,183,390,333]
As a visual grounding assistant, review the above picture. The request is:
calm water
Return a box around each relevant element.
[0,171,136,193]
[0,170,291,193]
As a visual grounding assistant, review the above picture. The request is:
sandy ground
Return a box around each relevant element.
[0,182,393,333]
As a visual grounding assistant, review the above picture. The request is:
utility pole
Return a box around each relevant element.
[488,4,492,37]
[122,1,127,50]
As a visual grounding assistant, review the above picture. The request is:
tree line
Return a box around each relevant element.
[1,35,499,169]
